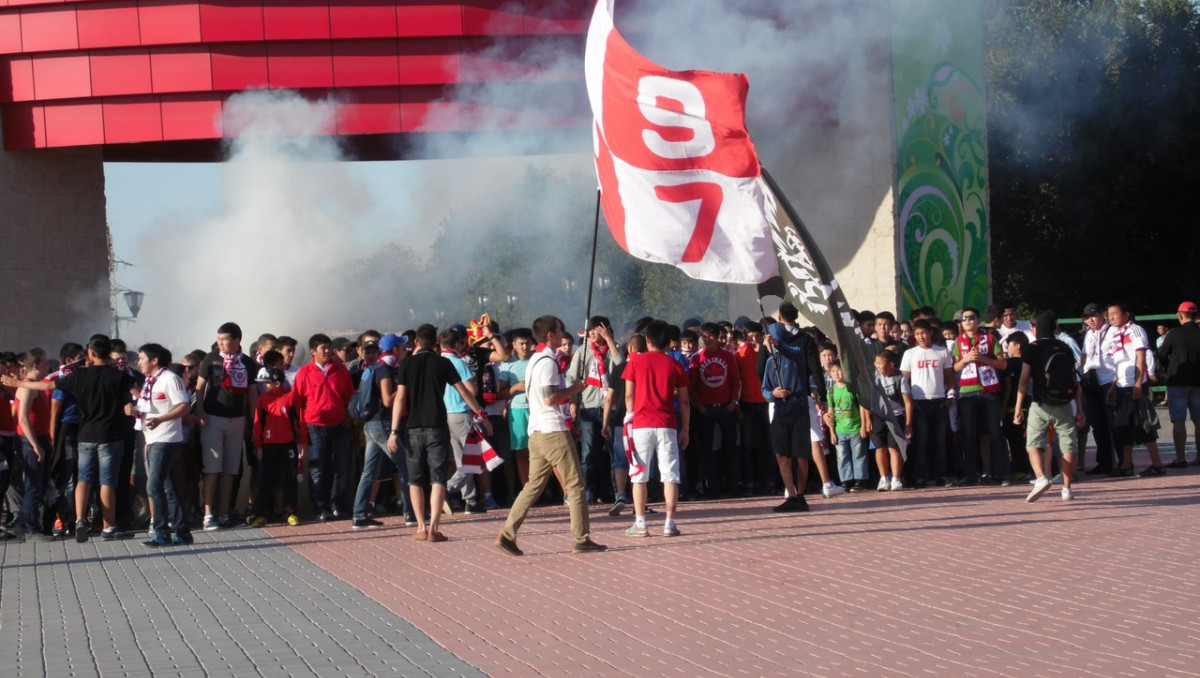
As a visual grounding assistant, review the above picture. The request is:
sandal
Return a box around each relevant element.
[1166,459,1189,469]
[1108,467,1134,478]
[1138,466,1166,477]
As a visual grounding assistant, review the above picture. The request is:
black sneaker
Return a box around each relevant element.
[171,532,194,546]
[76,520,90,543]
[101,528,131,540]
[465,502,487,515]
[572,538,607,554]
[496,534,524,557]
[316,511,331,522]
[216,514,236,529]
[352,518,383,529]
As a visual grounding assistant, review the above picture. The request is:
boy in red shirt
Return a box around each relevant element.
[689,322,742,497]
[252,368,299,526]
[292,334,355,521]
[623,320,690,537]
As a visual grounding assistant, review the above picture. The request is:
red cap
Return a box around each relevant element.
[1179,301,1199,313]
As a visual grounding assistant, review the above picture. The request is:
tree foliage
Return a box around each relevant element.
[985,0,1200,315]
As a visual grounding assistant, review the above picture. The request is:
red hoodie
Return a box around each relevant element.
[292,360,354,442]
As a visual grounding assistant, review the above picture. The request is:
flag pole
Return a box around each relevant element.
[584,188,601,327]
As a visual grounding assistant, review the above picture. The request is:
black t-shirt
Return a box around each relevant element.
[1021,338,1070,404]
[394,351,462,430]
[608,360,628,420]
[1161,322,1200,387]
[53,365,135,444]
[198,352,259,418]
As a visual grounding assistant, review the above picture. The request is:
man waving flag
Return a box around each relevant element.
[585,0,906,454]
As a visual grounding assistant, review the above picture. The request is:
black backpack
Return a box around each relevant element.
[1041,339,1078,404]
[348,363,383,420]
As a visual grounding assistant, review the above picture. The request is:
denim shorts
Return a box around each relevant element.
[1167,385,1200,423]
[78,440,124,487]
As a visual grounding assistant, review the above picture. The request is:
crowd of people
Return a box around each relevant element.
[1,297,1197,553]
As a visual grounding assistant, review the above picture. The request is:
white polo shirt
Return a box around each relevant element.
[526,349,569,434]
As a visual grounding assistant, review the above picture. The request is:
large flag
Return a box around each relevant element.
[584,0,777,284]
[760,169,908,455]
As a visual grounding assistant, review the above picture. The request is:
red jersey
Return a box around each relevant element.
[624,351,688,429]
[255,389,296,447]
[689,347,741,406]
[735,343,765,404]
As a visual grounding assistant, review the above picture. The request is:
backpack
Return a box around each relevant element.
[1041,340,1078,404]
[348,364,383,420]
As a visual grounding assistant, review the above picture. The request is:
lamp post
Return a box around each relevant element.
[477,294,489,313]
[113,290,144,340]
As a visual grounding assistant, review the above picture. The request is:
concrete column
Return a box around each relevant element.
[0,141,110,351]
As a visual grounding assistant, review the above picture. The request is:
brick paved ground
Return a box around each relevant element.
[3,444,1198,677]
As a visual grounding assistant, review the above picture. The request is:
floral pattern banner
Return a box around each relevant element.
[892,0,989,318]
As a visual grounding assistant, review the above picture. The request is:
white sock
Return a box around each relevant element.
[664,517,676,529]
[634,515,646,528]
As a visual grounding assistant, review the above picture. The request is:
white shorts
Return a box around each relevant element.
[768,401,823,443]
[628,427,681,484]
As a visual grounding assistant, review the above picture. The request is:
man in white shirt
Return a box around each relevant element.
[1079,303,1117,473]
[1105,302,1150,475]
[135,343,192,547]
[496,315,606,556]
[900,319,955,487]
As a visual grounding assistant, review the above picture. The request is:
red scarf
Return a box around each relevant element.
[955,332,1000,394]
[586,342,609,389]
[221,351,249,393]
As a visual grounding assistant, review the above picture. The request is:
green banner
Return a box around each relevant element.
[892,0,989,318]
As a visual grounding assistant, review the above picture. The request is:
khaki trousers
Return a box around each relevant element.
[501,431,590,544]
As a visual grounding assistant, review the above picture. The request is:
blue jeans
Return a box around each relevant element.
[354,420,410,520]
[306,424,351,515]
[20,436,49,533]
[835,432,868,483]
[577,407,610,501]
[145,442,187,537]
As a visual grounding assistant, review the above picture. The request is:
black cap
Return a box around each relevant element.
[1082,303,1102,316]
[331,337,351,350]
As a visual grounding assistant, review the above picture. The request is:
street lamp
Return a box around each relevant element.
[596,276,610,290]
[113,290,144,340]
[564,278,577,292]
[477,294,489,312]
[506,293,519,309]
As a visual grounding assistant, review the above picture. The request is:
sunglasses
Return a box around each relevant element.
[961,315,978,321]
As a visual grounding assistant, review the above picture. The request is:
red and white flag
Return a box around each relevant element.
[585,0,778,284]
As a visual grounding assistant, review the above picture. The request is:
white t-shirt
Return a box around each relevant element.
[1083,324,1117,385]
[998,322,1031,342]
[1104,322,1148,387]
[135,370,189,444]
[526,350,568,434]
[900,344,951,400]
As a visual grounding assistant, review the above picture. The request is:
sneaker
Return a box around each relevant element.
[890,478,904,491]
[464,502,487,515]
[572,538,607,554]
[403,513,417,527]
[608,498,626,517]
[625,524,649,538]
[52,518,64,536]
[877,477,890,492]
[483,494,501,510]
[75,519,90,543]
[316,511,331,522]
[202,515,219,531]
[1051,473,1064,484]
[663,524,681,537]
[773,496,809,513]
[142,534,171,548]
[495,534,523,556]
[1061,487,1075,501]
[352,518,383,529]
[942,476,960,487]
[216,514,236,529]
[822,482,845,498]
[101,528,131,540]
[847,480,863,492]
[251,516,268,528]
[1026,477,1052,503]
[286,514,300,527]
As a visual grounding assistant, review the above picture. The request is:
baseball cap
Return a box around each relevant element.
[1082,303,1103,316]
[331,337,351,350]
[360,340,380,352]
[1179,301,1199,314]
[379,333,408,352]
[255,367,285,383]
[449,323,467,336]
